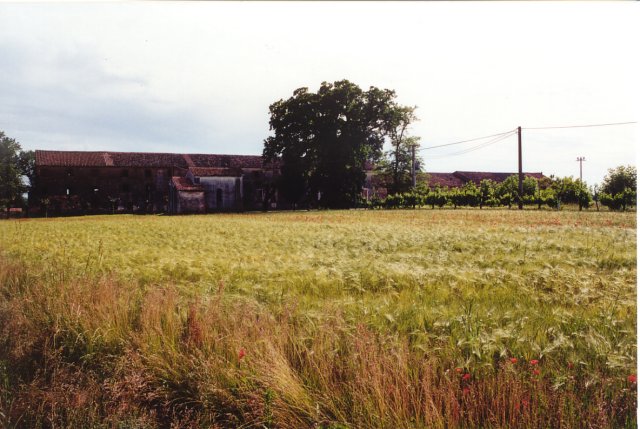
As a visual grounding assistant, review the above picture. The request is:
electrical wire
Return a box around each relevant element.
[419,129,516,151]
[427,130,516,159]
[523,121,636,130]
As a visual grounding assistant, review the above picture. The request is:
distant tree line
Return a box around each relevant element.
[367,168,636,211]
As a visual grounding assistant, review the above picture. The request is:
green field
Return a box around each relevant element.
[0,210,636,428]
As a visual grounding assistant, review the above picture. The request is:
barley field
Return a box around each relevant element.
[0,210,636,428]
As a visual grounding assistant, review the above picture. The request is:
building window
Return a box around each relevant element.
[121,184,130,193]
[216,188,223,207]
[193,177,200,184]
[145,169,152,178]
[121,169,129,177]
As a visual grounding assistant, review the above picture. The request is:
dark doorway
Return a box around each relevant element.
[216,188,223,208]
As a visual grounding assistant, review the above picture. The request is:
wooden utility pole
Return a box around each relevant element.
[576,156,586,182]
[518,126,523,210]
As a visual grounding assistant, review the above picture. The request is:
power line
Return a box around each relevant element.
[523,121,637,130]
[419,129,516,151]
[411,119,633,160]
[427,130,516,159]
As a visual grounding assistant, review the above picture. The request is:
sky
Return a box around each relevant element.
[0,2,638,187]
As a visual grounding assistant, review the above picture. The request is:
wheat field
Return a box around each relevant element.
[0,209,636,428]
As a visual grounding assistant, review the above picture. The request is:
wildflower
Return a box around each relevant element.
[462,387,470,395]
[530,359,539,366]
[567,362,574,370]
[628,374,637,384]
[509,357,517,364]
[462,373,471,381]
[455,367,463,373]
[532,369,540,376]
[238,347,246,360]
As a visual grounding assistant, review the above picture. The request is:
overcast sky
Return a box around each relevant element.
[0,2,637,186]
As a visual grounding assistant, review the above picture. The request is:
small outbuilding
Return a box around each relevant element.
[168,177,205,214]
[168,167,244,214]
[186,167,243,212]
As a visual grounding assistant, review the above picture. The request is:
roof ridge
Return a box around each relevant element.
[35,149,264,157]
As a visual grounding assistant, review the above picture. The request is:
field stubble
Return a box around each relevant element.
[0,209,636,428]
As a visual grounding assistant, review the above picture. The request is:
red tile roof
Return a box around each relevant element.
[170,177,203,192]
[453,171,546,184]
[423,171,547,188]
[36,151,110,167]
[189,153,265,169]
[425,173,466,188]
[35,150,269,169]
[188,167,242,177]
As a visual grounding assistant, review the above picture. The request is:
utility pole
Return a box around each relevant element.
[411,143,416,188]
[576,156,586,182]
[518,126,523,210]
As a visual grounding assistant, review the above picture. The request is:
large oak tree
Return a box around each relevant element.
[263,80,414,208]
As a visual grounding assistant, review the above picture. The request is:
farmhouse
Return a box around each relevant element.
[33,150,280,215]
[33,149,548,215]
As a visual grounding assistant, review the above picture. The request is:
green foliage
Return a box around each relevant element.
[424,187,447,208]
[379,114,421,194]
[478,179,497,208]
[601,165,636,196]
[599,166,637,211]
[495,175,519,208]
[367,173,633,212]
[263,80,413,209]
[551,176,592,210]
[600,188,637,211]
[0,131,29,211]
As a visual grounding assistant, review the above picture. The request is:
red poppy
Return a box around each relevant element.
[532,369,540,376]
[530,359,539,366]
[455,367,463,373]
[509,357,517,364]
[462,373,471,381]
[462,387,470,395]
[628,374,637,384]
[238,347,246,360]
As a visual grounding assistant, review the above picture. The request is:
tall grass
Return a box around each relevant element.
[0,210,636,428]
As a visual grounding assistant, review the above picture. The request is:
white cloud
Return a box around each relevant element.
[0,1,637,185]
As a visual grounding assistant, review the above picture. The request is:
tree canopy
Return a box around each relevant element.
[263,80,416,208]
[599,165,636,211]
[601,165,636,196]
[0,131,33,211]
